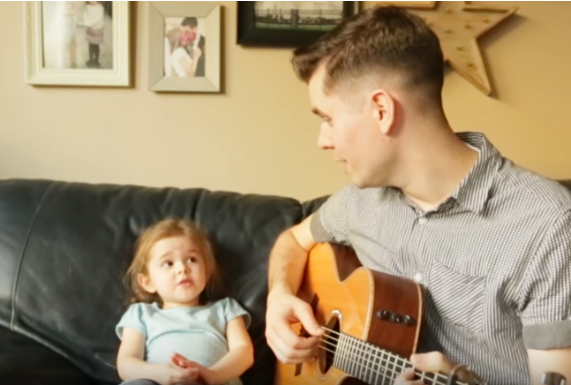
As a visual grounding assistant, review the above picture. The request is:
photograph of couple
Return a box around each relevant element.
[164,16,206,78]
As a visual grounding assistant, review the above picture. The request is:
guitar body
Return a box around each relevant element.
[274,243,423,385]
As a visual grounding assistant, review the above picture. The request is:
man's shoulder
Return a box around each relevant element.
[336,183,394,201]
[494,160,571,213]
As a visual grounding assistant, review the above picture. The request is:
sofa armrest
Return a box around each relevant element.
[0,326,94,385]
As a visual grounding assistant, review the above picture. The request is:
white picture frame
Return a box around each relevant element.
[25,1,131,87]
[148,2,221,93]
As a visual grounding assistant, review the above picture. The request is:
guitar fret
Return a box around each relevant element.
[327,331,462,385]
[366,343,373,385]
[341,336,347,374]
[379,348,386,385]
[373,342,383,385]
[373,345,379,385]
[337,334,347,373]
[358,338,364,381]
[354,337,359,380]
[365,341,372,383]
[342,334,349,373]
[389,352,398,382]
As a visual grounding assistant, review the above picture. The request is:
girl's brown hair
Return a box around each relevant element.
[125,218,221,305]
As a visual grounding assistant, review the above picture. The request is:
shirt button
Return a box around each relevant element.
[418,217,427,224]
[414,273,423,283]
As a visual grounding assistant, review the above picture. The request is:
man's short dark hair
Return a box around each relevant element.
[292,6,445,101]
[181,17,198,28]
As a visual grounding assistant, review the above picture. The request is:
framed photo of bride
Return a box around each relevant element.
[24,1,131,87]
[148,2,221,93]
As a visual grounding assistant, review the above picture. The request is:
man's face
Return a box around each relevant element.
[308,66,394,188]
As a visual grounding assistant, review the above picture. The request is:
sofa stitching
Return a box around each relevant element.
[9,181,54,329]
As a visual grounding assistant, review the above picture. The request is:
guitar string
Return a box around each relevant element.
[317,339,454,385]
[317,343,404,385]
[317,339,462,385]
[318,327,467,385]
[323,327,467,385]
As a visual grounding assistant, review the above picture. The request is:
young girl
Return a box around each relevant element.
[115,219,254,385]
[83,1,105,68]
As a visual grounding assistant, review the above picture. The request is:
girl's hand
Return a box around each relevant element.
[171,352,199,369]
[171,353,215,384]
[158,361,200,385]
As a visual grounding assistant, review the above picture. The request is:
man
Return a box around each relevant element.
[265,6,571,385]
[180,17,206,77]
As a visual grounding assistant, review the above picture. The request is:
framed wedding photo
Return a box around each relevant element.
[148,2,221,93]
[237,1,359,48]
[25,1,131,87]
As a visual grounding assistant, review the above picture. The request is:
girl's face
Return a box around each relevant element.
[138,235,207,309]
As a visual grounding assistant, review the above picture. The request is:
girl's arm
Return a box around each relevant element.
[117,327,199,385]
[201,316,255,385]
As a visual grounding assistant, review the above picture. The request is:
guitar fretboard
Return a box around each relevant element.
[325,331,467,385]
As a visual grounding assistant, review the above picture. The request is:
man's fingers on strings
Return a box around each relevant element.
[268,335,318,364]
[293,300,323,336]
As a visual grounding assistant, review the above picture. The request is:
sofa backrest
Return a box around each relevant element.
[0,179,312,384]
[1,178,570,384]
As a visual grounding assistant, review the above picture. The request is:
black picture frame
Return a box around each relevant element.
[237,1,359,48]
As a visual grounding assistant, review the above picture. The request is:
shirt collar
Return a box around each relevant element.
[451,132,503,213]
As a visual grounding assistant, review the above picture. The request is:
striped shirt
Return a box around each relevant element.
[310,132,571,385]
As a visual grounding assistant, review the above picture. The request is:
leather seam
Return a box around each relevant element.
[9,181,54,329]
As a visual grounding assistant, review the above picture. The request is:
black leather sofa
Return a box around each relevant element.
[1,178,570,385]
[0,179,325,385]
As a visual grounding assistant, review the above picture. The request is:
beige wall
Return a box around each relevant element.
[0,1,569,202]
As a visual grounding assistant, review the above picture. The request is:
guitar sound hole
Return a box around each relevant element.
[318,314,340,375]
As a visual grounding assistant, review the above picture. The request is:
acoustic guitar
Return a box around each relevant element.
[274,242,485,385]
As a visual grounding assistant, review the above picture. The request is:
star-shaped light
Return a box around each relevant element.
[375,2,518,95]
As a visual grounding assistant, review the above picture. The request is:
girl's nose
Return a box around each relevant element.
[176,261,189,274]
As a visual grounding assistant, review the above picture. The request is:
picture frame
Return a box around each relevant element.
[375,1,436,9]
[237,1,359,48]
[25,1,131,87]
[148,2,221,93]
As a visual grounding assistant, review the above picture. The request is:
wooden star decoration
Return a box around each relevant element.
[375,2,518,95]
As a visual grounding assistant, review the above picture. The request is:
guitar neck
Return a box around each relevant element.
[328,331,467,385]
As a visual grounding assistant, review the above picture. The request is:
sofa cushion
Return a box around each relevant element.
[0,325,94,385]
[0,179,307,384]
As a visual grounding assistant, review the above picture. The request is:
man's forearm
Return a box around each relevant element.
[268,229,311,297]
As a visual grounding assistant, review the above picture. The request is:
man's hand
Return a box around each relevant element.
[265,291,324,364]
[394,352,476,385]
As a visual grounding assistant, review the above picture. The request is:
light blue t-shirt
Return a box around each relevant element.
[116,297,251,385]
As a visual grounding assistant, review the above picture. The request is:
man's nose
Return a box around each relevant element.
[317,124,333,150]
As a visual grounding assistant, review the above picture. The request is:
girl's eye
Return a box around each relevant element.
[187,257,197,263]
[161,261,173,267]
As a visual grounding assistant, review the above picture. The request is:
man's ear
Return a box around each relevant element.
[371,89,395,135]
[138,273,156,294]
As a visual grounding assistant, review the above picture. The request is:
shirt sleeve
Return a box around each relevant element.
[222,297,251,329]
[310,184,352,246]
[115,303,147,340]
[519,211,571,349]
